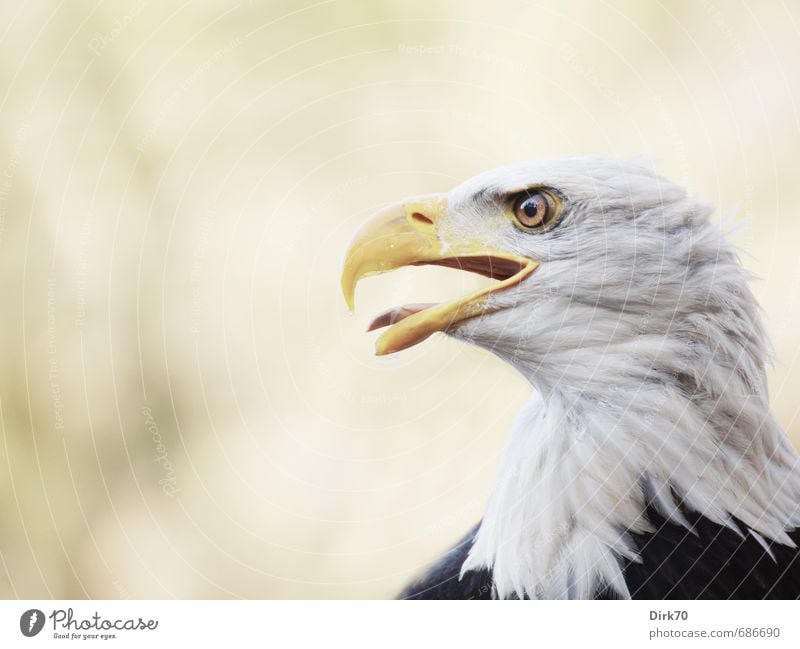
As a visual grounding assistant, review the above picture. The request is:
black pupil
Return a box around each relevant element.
[523,196,542,217]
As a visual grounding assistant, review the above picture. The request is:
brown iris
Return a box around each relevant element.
[513,190,558,231]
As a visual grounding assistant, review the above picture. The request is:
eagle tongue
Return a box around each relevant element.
[366,303,436,332]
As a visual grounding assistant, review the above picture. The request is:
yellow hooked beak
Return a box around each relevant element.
[341,193,539,355]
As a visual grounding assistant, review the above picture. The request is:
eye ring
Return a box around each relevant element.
[512,190,560,232]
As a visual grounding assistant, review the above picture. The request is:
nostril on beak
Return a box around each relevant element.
[411,212,434,225]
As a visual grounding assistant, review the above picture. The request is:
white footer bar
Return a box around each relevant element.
[1,600,796,648]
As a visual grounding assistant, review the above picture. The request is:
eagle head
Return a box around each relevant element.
[341,156,800,599]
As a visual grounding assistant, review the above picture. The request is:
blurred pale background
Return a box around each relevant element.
[1,0,799,598]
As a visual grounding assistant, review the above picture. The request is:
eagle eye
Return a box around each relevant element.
[512,190,560,231]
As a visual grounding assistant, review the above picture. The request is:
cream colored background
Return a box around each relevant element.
[1,0,799,598]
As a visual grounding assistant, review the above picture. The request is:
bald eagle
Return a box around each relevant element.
[341,156,800,600]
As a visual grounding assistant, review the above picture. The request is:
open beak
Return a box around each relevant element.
[341,193,539,355]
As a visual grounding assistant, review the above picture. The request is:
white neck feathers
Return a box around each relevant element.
[462,333,800,599]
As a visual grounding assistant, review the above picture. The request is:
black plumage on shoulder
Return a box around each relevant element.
[620,503,800,599]
[399,525,493,600]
